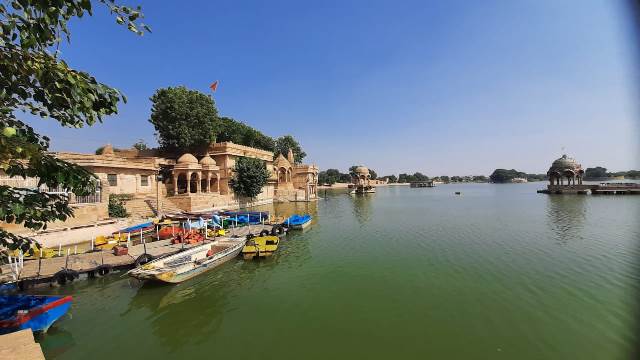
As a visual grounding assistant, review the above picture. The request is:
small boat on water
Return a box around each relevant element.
[128,239,245,284]
[242,236,279,259]
[0,295,72,334]
[283,214,312,229]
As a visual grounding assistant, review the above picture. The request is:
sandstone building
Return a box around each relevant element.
[1,142,318,229]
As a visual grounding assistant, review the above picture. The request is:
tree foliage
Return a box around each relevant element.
[318,168,342,184]
[132,139,148,151]
[217,116,275,152]
[108,194,129,218]
[584,166,608,179]
[381,174,397,183]
[149,86,218,152]
[489,169,526,183]
[397,172,429,183]
[0,0,148,254]
[229,157,270,199]
[274,135,306,163]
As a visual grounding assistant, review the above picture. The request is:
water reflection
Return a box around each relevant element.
[351,194,374,225]
[545,195,587,244]
[136,281,226,351]
[36,327,75,359]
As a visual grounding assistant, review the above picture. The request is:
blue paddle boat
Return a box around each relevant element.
[283,214,312,229]
[0,295,72,334]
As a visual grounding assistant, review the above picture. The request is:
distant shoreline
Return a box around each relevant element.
[317,182,409,189]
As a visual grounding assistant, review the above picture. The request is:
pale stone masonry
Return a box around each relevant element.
[1,141,319,232]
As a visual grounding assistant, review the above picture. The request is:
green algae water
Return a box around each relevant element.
[34,183,639,359]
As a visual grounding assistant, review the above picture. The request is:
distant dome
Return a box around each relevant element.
[199,154,216,166]
[548,154,583,175]
[355,166,369,174]
[177,153,198,164]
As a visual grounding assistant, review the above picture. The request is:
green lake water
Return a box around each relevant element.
[34,183,639,359]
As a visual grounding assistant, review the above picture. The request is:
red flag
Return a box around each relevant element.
[209,80,219,92]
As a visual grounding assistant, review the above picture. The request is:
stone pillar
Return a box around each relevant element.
[206,173,212,193]
[173,173,178,195]
[216,173,220,192]
[187,171,192,193]
[196,172,202,193]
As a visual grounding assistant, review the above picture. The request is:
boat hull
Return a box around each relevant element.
[129,240,245,284]
[0,295,72,334]
[154,246,243,283]
[290,220,311,229]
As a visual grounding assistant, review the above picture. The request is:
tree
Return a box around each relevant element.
[440,176,450,183]
[132,139,148,151]
[229,157,270,200]
[149,86,217,152]
[397,173,412,183]
[489,169,527,183]
[318,168,342,184]
[216,116,275,152]
[381,174,397,183]
[275,135,306,163]
[584,167,608,179]
[0,1,149,254]
[413,172,429,181]
[369,169,378,180]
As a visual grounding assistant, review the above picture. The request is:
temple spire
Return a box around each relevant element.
[287,148,294,164]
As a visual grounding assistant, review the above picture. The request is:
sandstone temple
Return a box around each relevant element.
[0,142,319,228]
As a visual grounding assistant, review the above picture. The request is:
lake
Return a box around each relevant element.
[35,183,639,359]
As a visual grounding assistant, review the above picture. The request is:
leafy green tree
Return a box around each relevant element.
[108,194,130,218]
[132,139,148,151]
[489,169,527,183]
[149,86,217,152]
[229,157,270,200]
[440,176,450,183]
[584,166,608,179]
[318,168,342,184]
[216,116,275,152]
[369,169,378,180]
[397,173,412,183]
[275,135,306,163]
[413,172,429,181]
[0,0,148,254]
[382,174,398,183]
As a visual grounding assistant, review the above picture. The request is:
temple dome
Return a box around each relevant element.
[199,154,216,166]
[547,154,584,178]
[355,166,369,174]
[177,153,198,164]
[549,154,582,171]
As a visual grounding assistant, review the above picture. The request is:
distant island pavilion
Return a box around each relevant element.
[539,154,639,195]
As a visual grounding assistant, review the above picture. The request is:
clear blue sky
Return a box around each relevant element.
[27,0,639,175]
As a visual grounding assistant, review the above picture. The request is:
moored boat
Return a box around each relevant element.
[242,235,279,259]
[283,214,312,229]
[128,238,245,284]
[0,295,72,334]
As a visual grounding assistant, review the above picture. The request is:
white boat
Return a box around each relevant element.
[128,238,245,284]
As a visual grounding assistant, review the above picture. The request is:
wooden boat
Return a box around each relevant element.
[128,239,245,284]
[0,295,72,334]
[283,214,312,229]
[242,236,279,259]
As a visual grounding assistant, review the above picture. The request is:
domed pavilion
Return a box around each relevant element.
[351,166,375,194]
[547,154,584,186]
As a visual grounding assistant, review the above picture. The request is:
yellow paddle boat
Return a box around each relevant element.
[11,245,56,259]
[242,235,279,259]
[94,235,128,250]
